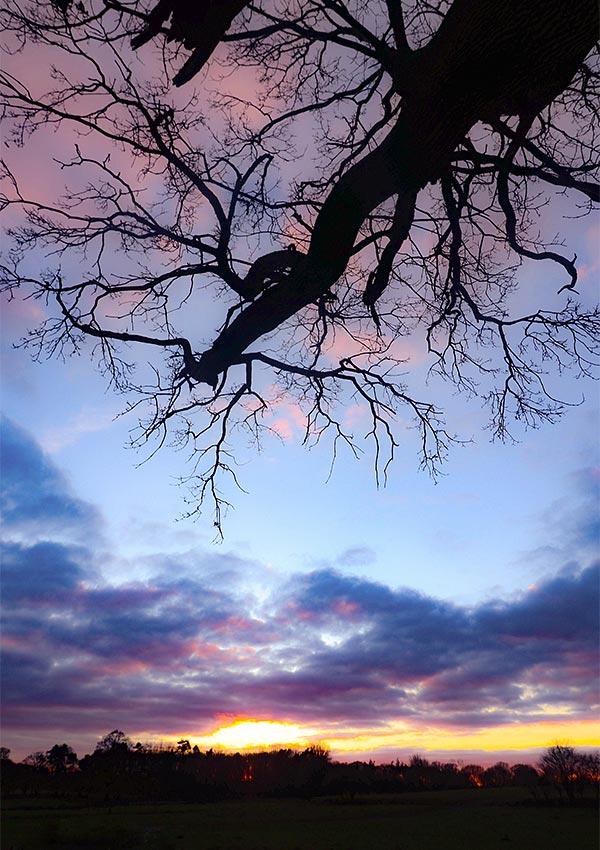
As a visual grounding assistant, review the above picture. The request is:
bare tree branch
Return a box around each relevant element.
[1,0,598,529]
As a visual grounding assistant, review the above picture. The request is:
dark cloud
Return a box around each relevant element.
[1,540,93,604]
[0,417,100,540]
[2,557,597,739]
[272,562,599,724]
[477,562,599,642]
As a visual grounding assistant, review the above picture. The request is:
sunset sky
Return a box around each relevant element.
[1,3,599,767]
[2,317,598,764]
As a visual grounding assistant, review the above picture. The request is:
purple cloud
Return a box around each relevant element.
[3,556,597,738]
[1,540,91,603]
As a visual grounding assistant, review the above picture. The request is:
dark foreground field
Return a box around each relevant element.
[2,788,597,850]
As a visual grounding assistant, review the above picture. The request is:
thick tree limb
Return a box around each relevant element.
[131,0,250,86]
[363,188,417,314]
[187,0,598,386]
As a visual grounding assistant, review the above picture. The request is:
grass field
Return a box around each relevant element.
[2,788,597,850]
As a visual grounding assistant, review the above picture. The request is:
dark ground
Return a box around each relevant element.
[2,788,598,850]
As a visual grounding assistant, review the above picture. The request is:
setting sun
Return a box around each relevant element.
[194,720,318,751]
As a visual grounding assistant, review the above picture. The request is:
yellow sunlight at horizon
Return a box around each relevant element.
[187,716,598,756]
[193,720,319,751]
[323,718,600,754]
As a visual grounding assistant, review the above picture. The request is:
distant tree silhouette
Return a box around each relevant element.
[460,763,485,787]
[1,1,598,527]
[93,730,132,755]
[511,763,539,788]
[540,744,583,804]
[22,751,49,770]
[578,752,600,802]
[77,730,136,802]
[46,743,78,773]
[483,761,511,787]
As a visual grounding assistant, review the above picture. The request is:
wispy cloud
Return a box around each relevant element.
[39,409,119,454]
[336,546,377,568]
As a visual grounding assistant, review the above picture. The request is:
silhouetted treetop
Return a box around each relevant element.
[46,743,78,773]
[1,1,598,528]
[94,729,132,755]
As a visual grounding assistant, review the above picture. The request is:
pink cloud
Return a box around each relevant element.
[263,396,309,443]
[0,292,46,333]
[189,641,227,659]
[323,329,426,367]
[343,403,369,429]
[270,417,294,441]
[332,599,361,616]
[89,659,151,676]
[217,616,256,632]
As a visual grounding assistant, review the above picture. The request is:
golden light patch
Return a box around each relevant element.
[194,720,318,751]
[323,718,600,755]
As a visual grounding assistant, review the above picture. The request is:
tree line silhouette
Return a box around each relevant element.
[1,734,597,806]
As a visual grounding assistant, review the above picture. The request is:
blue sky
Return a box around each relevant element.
[2,277,598,603]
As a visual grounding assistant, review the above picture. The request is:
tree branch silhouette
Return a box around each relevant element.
[1,0,598,529]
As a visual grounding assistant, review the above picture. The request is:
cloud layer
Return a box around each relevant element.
[1,418,598,753]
